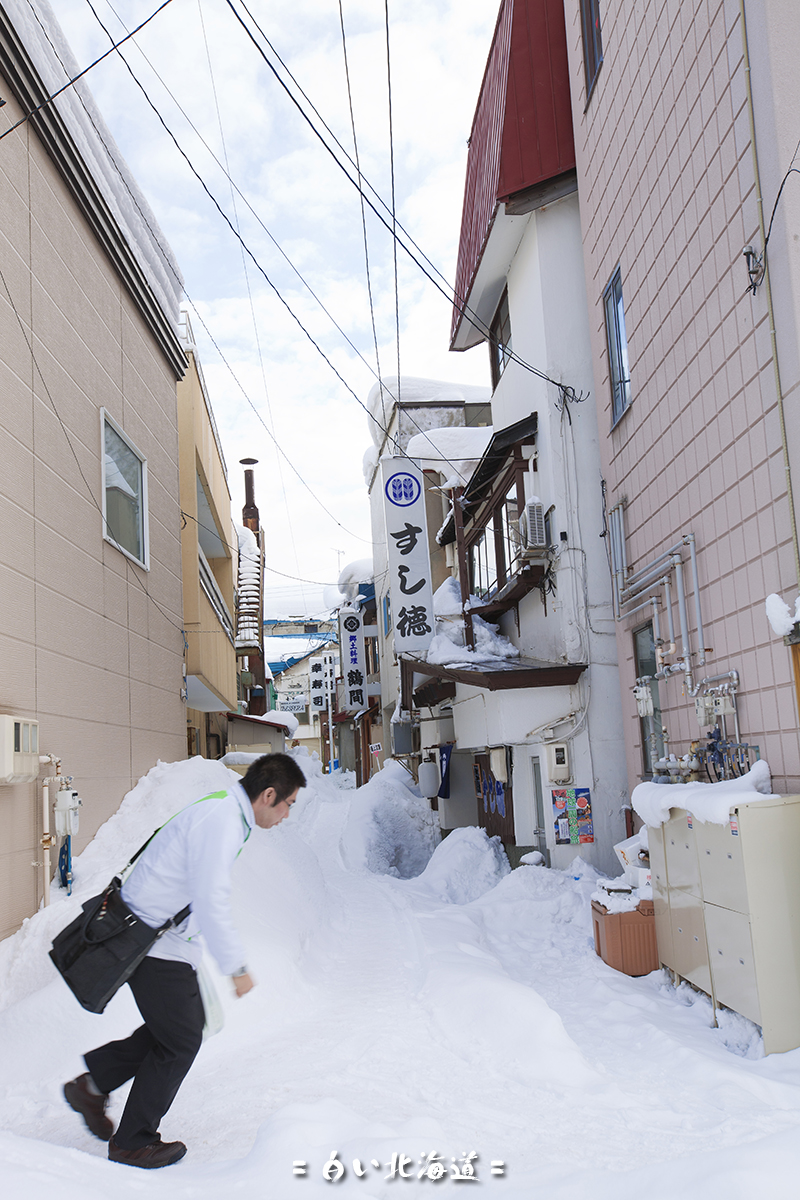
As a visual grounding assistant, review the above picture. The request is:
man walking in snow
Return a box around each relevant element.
[63,753,305,1169]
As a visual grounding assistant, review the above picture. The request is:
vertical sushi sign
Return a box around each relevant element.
[552,788,594,844]
[381,458,434,653]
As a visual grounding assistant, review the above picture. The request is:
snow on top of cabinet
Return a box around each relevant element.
[632,761,778,827]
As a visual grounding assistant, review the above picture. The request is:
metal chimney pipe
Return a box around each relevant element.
[240,458,259,532]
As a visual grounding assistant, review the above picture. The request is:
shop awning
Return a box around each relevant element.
[402,654,585,698]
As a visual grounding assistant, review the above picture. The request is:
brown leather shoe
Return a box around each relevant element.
[108,1136,187,1168]
[63,1074,114,1140]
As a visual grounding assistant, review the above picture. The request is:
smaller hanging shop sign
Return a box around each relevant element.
[338,606,367,713]
[552,788,594,844]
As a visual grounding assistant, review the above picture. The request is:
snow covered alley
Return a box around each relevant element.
[2,755,800,1199]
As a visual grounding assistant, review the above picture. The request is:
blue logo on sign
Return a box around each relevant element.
[384,471,421,507]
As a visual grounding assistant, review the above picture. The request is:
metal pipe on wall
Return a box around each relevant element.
[609,507,623,618]
[684,534,706,667]
[624,540,684,588]
[673,556,693,686]
[662,575,677,650]
[622,558,680,600]
[41,780,51,909]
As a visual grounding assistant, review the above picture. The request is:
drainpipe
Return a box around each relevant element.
[661,574,677,656]
[683,534,707,668]
[739,0,800,593]
[38,753,61,907]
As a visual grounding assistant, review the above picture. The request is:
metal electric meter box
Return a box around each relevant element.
[649,796,800,1054]
[0,714,40,784]
[546,742,571,783]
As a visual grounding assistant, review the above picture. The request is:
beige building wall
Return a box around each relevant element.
[563,0,800,791]
[0,75,186,937]
[178,327,238,755]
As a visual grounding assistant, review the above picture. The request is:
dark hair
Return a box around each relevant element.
[241,753,306,804]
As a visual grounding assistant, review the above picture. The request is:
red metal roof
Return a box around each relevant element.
[451,0,576,346]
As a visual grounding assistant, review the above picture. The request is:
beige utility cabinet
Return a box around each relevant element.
[649,795,800,1054]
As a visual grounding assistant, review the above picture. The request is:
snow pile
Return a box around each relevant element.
[0,757,237,1013]
[249,709,300,736]
[765,592,800,637]
[413,827,510,904]
[365,376,491,448]
[426,578,521,667]
[406,426,492,488]
[235,524,262,650]
[591,880,651,914]
[8,757,800,1195]
[337,558,374,601]
[339,762,439,878]
[433,576,464,616]
[362,443,379,484]
[426,613,520,666]
[632,760,778,826]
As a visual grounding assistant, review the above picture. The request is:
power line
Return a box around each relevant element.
[337,0,389,438]
[384,0,402,411]
[196,0,308,610]
[181,510,336,585]
[78,0,487,486]
[226,0,584,405]
[43,0,377,547]
[0,0,174,143]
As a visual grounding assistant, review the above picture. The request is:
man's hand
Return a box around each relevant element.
[232,972,255,998]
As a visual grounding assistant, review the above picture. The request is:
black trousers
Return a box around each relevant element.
[84,957,205,1149]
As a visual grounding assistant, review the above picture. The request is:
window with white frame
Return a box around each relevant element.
[101,410,149,568]
[603,267,632,425]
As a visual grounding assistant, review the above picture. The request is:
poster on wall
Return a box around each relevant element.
[552,788,594,844]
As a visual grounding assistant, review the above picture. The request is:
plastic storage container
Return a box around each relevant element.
[591,900,659,977]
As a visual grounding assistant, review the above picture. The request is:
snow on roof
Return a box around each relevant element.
[250,709,300,735]
[362,443,380,484]
[425,613,520,667]
[632,760,778,827]
[366,376,491,447]
[406,425,493,487]
[9,0,183,328]
[338,558,374,601]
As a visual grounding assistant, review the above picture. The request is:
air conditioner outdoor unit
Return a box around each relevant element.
[519,501,548,554]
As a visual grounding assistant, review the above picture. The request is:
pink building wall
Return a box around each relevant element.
[562,0,800,792]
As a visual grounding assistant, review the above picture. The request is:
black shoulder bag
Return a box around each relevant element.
[49,834,190,1014]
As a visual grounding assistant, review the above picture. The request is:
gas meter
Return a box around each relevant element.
[54,786,81,838]
[633,685,654,718]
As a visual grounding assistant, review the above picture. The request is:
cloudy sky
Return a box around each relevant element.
[53,0,497,616]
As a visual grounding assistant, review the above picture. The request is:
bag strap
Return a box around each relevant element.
[81,881,192,945]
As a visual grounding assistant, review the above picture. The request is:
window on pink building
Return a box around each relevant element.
[603,267,631,425]
[580,0,603,101]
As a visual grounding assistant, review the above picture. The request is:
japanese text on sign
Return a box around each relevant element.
[338,608,367,713]
[381,459,434,653]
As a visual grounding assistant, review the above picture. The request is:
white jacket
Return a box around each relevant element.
[121,782,254,975]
